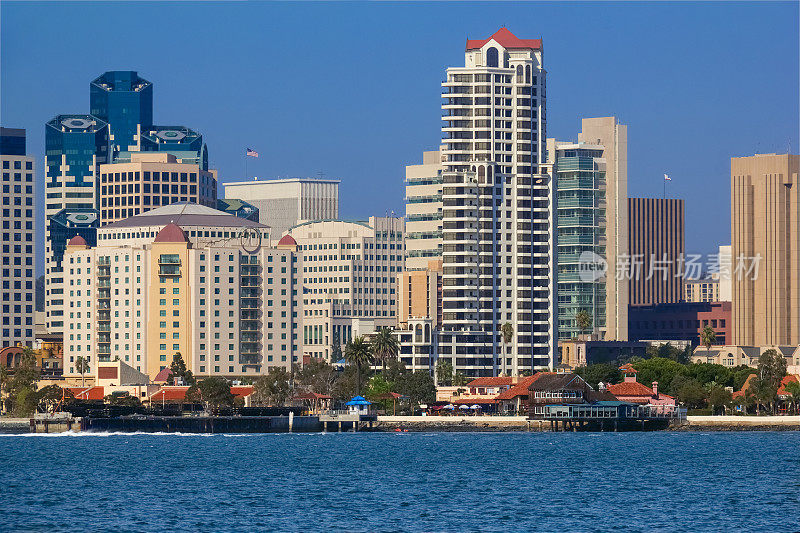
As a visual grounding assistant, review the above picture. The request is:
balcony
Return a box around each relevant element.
[158,265,180,276]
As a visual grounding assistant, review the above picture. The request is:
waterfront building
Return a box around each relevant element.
[628,198,685,305]
[683,279,721,303]
[607,364,675,406]
[527,372,614,417]
[691,344,799,370]
[0,127,35,348]
[61,203,300,380]
[628,301,731,346]
[284,217,404,361]
[549,116,629,342]
[90,71,153,160]
[731,153,799,346]
[98,152,218,224]
[405,150,444,270]
[438,28,557,376]
[44,115,110,334]
[223,178,340,241]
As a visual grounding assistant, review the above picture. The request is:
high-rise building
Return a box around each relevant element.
[98,153,218,224]
[438,28,556,376]
[549,116,629,341]
[0,127,35,347]
[405,150,443,270]
[397,259,442,328]
[223,178,339,240]
[628,198,685,306]
[285,217,404,361]
[715,245,732,302]
[684,279,720,303]
[90,71,153,160]
[62,203,299,380]
[44,115,109,333]
[731,153,799,346]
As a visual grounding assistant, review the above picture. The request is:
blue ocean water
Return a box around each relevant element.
[0,431,797,532]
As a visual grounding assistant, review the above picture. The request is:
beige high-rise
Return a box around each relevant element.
[731,153,799,346]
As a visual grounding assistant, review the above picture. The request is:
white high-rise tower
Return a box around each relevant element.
[438,28,556,376]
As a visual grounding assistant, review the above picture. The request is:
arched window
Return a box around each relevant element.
[424,324,431,343]
[525,65,531,83]
[415,324,422,341]
[503,52,509,68]
[516,65,523,83]
[486,47,498,67]
[478,166,485,184]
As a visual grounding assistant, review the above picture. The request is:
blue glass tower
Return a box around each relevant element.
[139,125,209,170]
[90,71,153,159]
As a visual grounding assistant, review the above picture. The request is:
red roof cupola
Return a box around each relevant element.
[67,235,87,246]
[466,28,542,51]
[154,223,189,243]
[277,234,297,246]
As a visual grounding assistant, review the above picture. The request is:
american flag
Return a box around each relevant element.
[246,148,259,158]
[664,173,671,181]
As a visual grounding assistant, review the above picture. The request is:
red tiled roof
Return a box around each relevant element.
[777,375,799,397]
[732,373,758,399]
[292,392,332,400]
[619,363,638,374]
[230,386,254,398]
[150,386,189,402]
[495,373,549,400]
[154,223,189,243]
[607,381,655,399]
[67,386,105,400]
[465,376,515,388]
[466,28,542,51]
[153,367,173,383]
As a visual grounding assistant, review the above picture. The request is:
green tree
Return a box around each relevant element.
[186,377,234,410]
[700,325,716,352]
[752,349,788,414]
[707,385,732,415]
[575,310,592,337]
[168,352,195,386]
[7,350,41,416]
[364,374,393,412]
[500,322,514,375]
[344,336,373,396]
[685,362,734,388]
[75,355,90,387]
[436,359,453,386]
[104,391,142,407]
[371,327,399,372]
[0,366,9,415]
[397,370,436,408]
[453,372,468,387]
[295,359,338,397]
[671,375,706,409]
[252,368,290,406]
[331,330,343,362]
[574,363,622,389]
[782,380,800,415]
[732,366,757,391]
[632,358,687,396]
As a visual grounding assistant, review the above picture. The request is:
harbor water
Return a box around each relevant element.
[0,431,797,531]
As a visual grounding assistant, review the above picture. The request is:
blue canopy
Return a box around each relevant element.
[345,395,372,406]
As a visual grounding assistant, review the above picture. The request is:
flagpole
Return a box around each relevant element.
[245,149,248,180]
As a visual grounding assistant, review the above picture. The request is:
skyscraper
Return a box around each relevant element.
[628,198,685,306]
[405,150,443,271]
[731,153,799,346]
[44,115,109,333]
[438,28,556,376]
[549,117,629,341]
[0,128,35,347]
[90,71,153,160]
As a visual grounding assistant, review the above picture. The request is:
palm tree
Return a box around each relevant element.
[700,325,716,353]
[75,356,90,387]
[344,336,373,396]
[371,327,399,372]
[575,310,592,338]
[500,322,514,376]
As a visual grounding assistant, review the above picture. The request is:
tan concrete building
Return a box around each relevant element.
[285,216,404,361]
[628,198,685,306]
[397,259,442,328]
[684,279,720,303]
[731,153,799,346]
[61,203,301,380]
[405,150,443,270]
[98,152,218,224]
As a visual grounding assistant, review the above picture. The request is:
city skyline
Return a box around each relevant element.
[2,2,798,275]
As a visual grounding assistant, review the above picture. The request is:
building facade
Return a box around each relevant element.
[405,150,444,271]
[438,28,556,376]
[397,259,442,329]
[550,116,629,342]
[98,153,218,224]
[731,153,799,346]
[628,301,731,347]
[285,217,404,361]
[223,178,340,240]
[1,128,35,347]
[89,71,153,160]
[61,203,301,380]
[684,279,721,303]
[628,198,685,306]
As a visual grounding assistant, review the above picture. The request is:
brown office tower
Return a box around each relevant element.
[731,154,800,346]
[628,198,685,306]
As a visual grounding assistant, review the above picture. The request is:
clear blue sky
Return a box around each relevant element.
[2,2,798,272]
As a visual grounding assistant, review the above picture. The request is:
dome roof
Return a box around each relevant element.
[154,223,189,243]
[277,234,297,246]
[67,235,87,246]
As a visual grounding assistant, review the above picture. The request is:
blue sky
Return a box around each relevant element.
[2,1,798,270]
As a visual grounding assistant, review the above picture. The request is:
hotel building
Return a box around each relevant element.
[437,28,557,375]
[1,128,35,347]
[731,153,799,346]
[549,116,629,341]
[628,198,685,306]
[223,178,340,241]
[405,150,444,271]
[61,203,301,380]
[284,217,404,361]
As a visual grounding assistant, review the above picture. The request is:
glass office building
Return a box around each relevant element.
[90,71,153,159]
